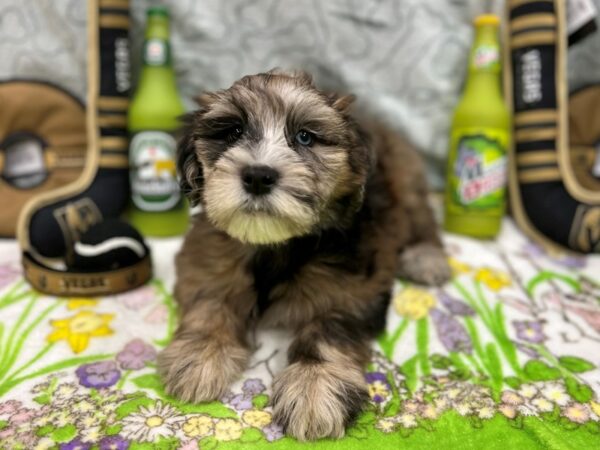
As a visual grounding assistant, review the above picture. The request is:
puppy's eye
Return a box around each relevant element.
[295,130,314,147]
[226,125,244,143]
[208,122,244,143]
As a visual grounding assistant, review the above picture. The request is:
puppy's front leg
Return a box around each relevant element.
[272,313,371,441]
[157,298,250,403]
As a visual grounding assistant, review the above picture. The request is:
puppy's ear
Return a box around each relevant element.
[328,93,356,114]
[177,113,203,206]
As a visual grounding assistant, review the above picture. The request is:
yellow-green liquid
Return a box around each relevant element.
[127,10,188,237]
[444,20,511,239]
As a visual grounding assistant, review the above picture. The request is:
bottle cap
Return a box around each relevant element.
[474,14,500,26]
[147,6,169,18]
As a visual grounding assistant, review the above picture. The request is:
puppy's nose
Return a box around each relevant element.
[241,165,279,196]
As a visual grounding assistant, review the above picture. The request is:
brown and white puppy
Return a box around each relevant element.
[157,70,450,441]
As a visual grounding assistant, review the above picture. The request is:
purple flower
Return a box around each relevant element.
[228,394,253,411]
[558,255,586,269]
[365,372,389,385]
[76,360,121,388]
[242,378,266,396]
[262,422,284,441]
[116,339,157,370]
[513,320,546,344]
[99,435,129,450]
[431,309,472,353]
[60,438,92,450]
[438,292,475,316]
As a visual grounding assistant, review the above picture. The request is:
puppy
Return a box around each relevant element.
[157,70,450,440]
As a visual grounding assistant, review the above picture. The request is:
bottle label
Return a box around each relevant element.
[448,129,508,212]
[129,131,181,212]
[143,38,169,66]
[471,44,500,71]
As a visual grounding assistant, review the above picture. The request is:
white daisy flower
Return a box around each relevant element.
[541,383,570,406]
[34,438,55,450]
[81,425,102,443]
[54,383,78,401]
[398,413,417,428]
[73,399,95,414]
[518,384,538,399]
[375,418,396,433]
[78,413,101,429]
[531,396,554,412]
[455,401,472,416]
[477,405,495,419]
[121,400,183,442]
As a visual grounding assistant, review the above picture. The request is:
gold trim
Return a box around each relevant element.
[514,109,557,126]
[99,14,130,30]
[509,0,553,8]
[516,151,557,166]
[511,13,556,33]
[0,153,4,172]
[99,0,129,8]
[503,0,572,255]
[511,31,556,49]
[518,167,562,183]
[515,127,557,142]
[99,154,129,168]
[100,136,128,150]
[17,0,101,251]
[98,97,129,110]
[98,115,127,127]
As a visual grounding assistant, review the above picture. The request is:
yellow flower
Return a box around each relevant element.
[448,257,471,276]
[242,409,272,428]
[182,415,214,437]
[47,310,114,353]
[475,268,511,291]
[67,298,99,310]
[214,418,243,441]
[393,287,436,320]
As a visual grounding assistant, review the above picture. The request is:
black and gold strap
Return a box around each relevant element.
[506,0,600,253]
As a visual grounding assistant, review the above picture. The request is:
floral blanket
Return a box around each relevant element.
[1,220,599,450]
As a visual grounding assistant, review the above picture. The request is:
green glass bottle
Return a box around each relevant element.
[127,6,188,237]
[444,14,511,239]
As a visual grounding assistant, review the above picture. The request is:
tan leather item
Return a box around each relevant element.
[22,252,152,296]
[0,81,87,237]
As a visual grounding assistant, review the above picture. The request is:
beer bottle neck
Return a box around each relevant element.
[463,24,503,99]
[139,16,177,84]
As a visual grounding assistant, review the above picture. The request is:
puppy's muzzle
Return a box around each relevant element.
[241,165,280,196]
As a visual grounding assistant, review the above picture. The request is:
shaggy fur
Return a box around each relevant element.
[157,70,450,441]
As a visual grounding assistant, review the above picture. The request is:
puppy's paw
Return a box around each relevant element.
[157,336,248,403]
[397,242,451,286]
[271,361,367,441]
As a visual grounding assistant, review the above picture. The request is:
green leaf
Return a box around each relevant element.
[523,360,562,381]
[430,353,452,369]
[565,377,593,403]
[0,420,6,430]
[252,394,269,409]
[401,355,419,393]
[240,427,263,443]
[33,394,51,405]
[116,396,155,419]
[584,421,600,435]
[36,425,53,437]
[559,416,580,431]
[132,373,164,392]
[347,424,369,439]
[199,436,219,450]
[52,424,77,443]
[504,376,522,389]
[105,424,122,435]
[558,356,595,373]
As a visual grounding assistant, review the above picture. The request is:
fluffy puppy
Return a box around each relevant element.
[158,70,450,441]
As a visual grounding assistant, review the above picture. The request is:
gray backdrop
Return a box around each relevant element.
[1,0,599,189]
